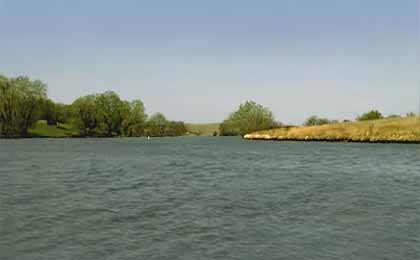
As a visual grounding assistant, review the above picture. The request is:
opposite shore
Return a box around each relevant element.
[2,74,419,141]
[244,116,420,144]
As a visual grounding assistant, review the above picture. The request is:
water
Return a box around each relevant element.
[1,137,419,260]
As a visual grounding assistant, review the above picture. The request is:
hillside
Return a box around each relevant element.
[244,117,420,143]
[185,123,220,136]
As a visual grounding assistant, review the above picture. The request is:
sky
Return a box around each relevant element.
[0,0,419,124]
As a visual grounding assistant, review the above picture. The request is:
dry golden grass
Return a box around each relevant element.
[244,117,420,143]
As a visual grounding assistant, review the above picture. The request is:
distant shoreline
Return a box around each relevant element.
[0,135,200,139]
[243,136,420,144]
[244,116,420,144]
[0,121,221,139]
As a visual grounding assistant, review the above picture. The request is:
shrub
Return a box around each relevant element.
[219,101,276,136]
[304,116,331,126]
[357,110,383,121]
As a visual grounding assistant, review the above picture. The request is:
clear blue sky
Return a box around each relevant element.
[0,0,418,124]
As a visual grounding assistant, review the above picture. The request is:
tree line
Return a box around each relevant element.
[4,74,410,138]
[303,110,416,127]
[0,75,187,138]
[218,102,417,137]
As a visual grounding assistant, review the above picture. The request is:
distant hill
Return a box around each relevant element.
[244,116,420,143]
[185,123,220,136]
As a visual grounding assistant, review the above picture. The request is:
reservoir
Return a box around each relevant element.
[1,137,419,259]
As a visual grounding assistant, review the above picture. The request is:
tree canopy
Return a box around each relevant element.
[357,110,384,121]
[145,113,187,137]
[70,94,188,137]
[1,74,187,138]
[122,100,147,137]
[219,101,277,136]
[96,91,130,136]
[72,95,100,136]
[0,75,47,137]
[304,116,331,126]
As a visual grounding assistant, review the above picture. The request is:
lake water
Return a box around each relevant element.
[1,137,419,260]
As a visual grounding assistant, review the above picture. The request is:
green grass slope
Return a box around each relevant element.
[29,120,80,138]
[244,116,420,143]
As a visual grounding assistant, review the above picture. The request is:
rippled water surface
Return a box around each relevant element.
[1,137,419,260]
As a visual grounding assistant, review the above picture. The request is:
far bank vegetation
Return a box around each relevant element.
[0,74,187,138]
[219,101,280,136]
[245,114,420,143]
[2,74,418,140]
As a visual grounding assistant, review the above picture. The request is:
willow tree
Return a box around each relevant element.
[72,95,99,136]
[146,113,168,137]
[220,101,277,136]
[0,75,14,136]
[13,77,47,136]
[0,75,47,137]
[96,91,130,136]
[122,100,147,137]
[164,121,187,137]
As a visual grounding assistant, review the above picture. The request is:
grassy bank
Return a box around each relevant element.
[26,121,221,138]
[244,117,420,143]
[28,121,80,138]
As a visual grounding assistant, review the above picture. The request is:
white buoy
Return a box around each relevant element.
[147,136,151,140]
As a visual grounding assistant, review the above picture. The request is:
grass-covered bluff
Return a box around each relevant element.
[244,116,420,143]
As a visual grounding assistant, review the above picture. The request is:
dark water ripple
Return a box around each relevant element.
[1,137,419,260]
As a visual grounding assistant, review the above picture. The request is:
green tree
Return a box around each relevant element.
[357,110,383,121]
[304,116,331,126]
[43,99,58,125]
[72,95,99,136]
[96,91,129,136]
[146,113,167,137]
[219,119,239,136]
[0,75,47,137]
[14,77,47,136]
[42,100,71,126]
[165,121,187,136]
[56,103,72,124]
[122,100,147,137]
[219,101,276,136]
[0,75,13,136]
